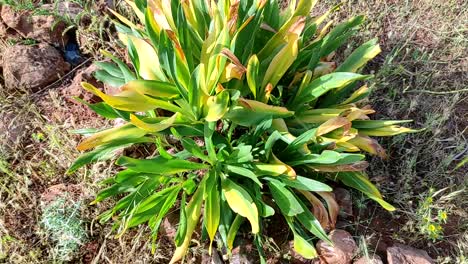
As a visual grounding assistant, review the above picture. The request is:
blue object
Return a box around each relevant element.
[64,41,82,65]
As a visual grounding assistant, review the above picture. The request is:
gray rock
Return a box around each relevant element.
[387,244,434,264]
[316,229,357,264]
[3,43,69,91]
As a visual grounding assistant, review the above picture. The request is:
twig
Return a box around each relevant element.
[30,57,93,99]
[404,88,468,95]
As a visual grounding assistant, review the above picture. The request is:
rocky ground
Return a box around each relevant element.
[0,0,466,263]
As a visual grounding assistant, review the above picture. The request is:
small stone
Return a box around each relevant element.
[316,229,357,264]
[353,255,383,264]
[3,43,70,92]
[229,238,256,264]
[387,244,434,264]
[160,212,179,240]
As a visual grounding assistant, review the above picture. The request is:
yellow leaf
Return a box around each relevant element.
[170,184,205,264]
[108,8,140,30]
[359,125,421,137]
[204,90,230,122]
[254,153,296,179]
[293,233,317,259]
[130,113,178,132]
[348,135,387,158]
[340,85,369,105]
[220,62,245,82]
[262,23,304,94]
[77,124,146,151]
[81,82,157,112]
[122,80,179,99]
[316,117,351,136]
[123,0,145,23]
[289,108,346,124]
[119,34,166,81]
[222,179,259,234]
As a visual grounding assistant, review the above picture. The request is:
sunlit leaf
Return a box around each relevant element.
[222,178,259,233]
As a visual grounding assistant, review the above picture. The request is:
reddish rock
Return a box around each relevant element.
[387,244,434,264]
[40,183,83,205]
[3,43,70,91]
[62,64,101,103]
[1,5,68,46]
[353,255,383,264]
[316,229,357,264]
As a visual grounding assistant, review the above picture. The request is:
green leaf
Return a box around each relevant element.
[337,172,395,211]
[181,138,210,163]
[95,61,124,78]
[68,137,152,173]
[73,97,129,120]
[335,38,381,73]
[290,73,370,108]
[294,194,331,243]
[222,178,259,234]
[267,178,303,216]
[204,122,217,162]
[279,176,332,192]
[246,55,259,99]
[282,128,317,154]
[226,214,244,251]
[174,193,187,246]
[204,180,220,251]
[226,99,294,126]
[287,150,342,166]
[101,50,136,83]
[94,70,126,87]
[116,156,209,175]
[226,144,254,164]
[122,80,180,99]
[204,90,230,122]
[226,165,262,187]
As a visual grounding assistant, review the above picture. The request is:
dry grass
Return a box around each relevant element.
[0,0,467,263]
[316,0,468,261]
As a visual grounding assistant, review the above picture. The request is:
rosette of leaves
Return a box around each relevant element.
[69,0,419,262]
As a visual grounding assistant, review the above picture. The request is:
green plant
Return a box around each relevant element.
[40,197,87,261]
[414,187,463,242]
[69,0,418,262]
